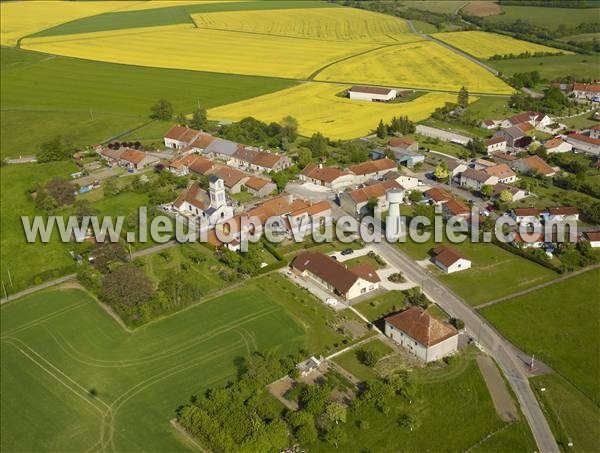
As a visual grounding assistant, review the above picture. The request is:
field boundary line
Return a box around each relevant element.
[476,264,600,309]
[2,338,107,416]
[1,301,88,337]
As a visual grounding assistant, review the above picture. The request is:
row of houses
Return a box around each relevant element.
[164,125,291,173]
[98,147,160,172]
[168,154,276,197]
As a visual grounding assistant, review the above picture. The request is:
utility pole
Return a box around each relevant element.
[7,267,13,287]
[530,354,535,370]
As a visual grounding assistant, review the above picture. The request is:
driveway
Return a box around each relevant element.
[285,182,335,203]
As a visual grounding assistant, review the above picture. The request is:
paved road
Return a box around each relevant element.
[406,20,500,76]
[5,156,37,164]
[328,205,559,453]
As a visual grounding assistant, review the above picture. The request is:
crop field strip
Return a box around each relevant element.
[432,31,571,60]
[1,276,320,452]
[209,83,461,139]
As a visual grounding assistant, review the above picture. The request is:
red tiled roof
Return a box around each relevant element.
[349,158,397,176]
[119,149,147,165]
[251,151,283,169]
[573,83,600,93]
[188,157,214,175]
[513,207,541,217]
[174,184,209,211]
[302,164,350,184]
[492,151,518,161]
[444,198,470,216]
[190,133,216,150]
[389,137,416,149]
[547,206,578,216]
[431,245,468,267]
[348,180,401,203]
[291,251,376,294]
[518,155,555,176]
[485,137,506,146]
[385,307,457,347]
[567,133,600,146]
[244,176,270,191]
[424,187,452,203]
[584,231,600,241]
[288,200,331,218]
[484,164,516,180]
[212,166,248,188]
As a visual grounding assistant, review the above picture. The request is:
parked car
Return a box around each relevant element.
[341,248,354,256]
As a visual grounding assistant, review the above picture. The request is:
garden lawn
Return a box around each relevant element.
[530,374,600,453]
[310,351,532,452]
[0,162,79,295]
[333,338,393,382]
[0,273,346,452]
[481,268,600,405]
[354,290,406,322]
[395,230,558,306]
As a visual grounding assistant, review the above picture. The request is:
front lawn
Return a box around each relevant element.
[354,290,406,322]
[333,338,393,382]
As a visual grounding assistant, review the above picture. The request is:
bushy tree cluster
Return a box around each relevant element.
[220,116,298,150]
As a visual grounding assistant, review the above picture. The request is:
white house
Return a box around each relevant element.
[569,82,600,100]
[460,168,499,191]
[511,207,542,227]
[300,164,355,190]
[164,125,202,150]
[512,233,544,249]
[173,177,233,226]
[484,164,517,184]
[583,231,600,248]
[291,251,380,301]
[565,133,600,155]
[348,85,396,102]
[544,206,579,223]
[484,137,507,154]
[447,160,468,179]
[384,307,458,363]
[481,119,500,130]
[348,158,397,184]
[431,246,471,274]
[544,137,572,154]
[382,172,420,190]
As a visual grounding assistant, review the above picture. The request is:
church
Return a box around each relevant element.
[172,176,233,227]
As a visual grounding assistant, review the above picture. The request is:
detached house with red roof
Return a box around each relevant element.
[385,307,458,363]
[512,155,556,177]
[348,158,397,183]
[565,132,600,155]
[164,125,203,150]
[340,180,403,216]
[300,163,355,190]
[569,83,600,100]
[431,246,471,274]
[544,137,572,154]
[291,251,380,300]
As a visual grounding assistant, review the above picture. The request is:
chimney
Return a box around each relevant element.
[319,163,323,169]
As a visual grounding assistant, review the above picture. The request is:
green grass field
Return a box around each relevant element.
[395,230,558,306]
[0,273,347,452]
[531,374,600,453]
[489,54,600,81]
[0,162,80,294]
[482,5,600,30]
[481,268,600,406]
[0,47,295,158]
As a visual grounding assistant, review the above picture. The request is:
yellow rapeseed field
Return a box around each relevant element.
[209,83,461,139]
[315,41,514,94]
[192,7,415,43]
[0,1,137,46]
[22,25,375,79]
[433,31,569,59]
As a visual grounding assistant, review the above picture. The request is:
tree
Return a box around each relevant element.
[324,424,346,448]
[366,197,378,217]
[458,86,469,108]
[325,402,347,425]
[101,264,155,308]
[175,112,188,126]
[467,137,486,155]
[480,184,493,198]
[190,107,208,130]
[297,148,312,168]
[376,119,387,138]
[433,162,449,182]
[92,241,128,273]
[37,136,74,162]
[408,190,423,203]
[307,132,328,158]
[281,115,299,142]
[397,412,419,431]
[499,189,513,203]
[357,348,380,367]
[102,178,120,197]
[150,99,173,120]
[44,178,76,206]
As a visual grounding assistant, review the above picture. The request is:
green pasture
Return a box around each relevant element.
[490,54,600,81]
[481,268,600,406]
[354,290,406,322]
[482,5,600,30]
[0,273,346,452]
